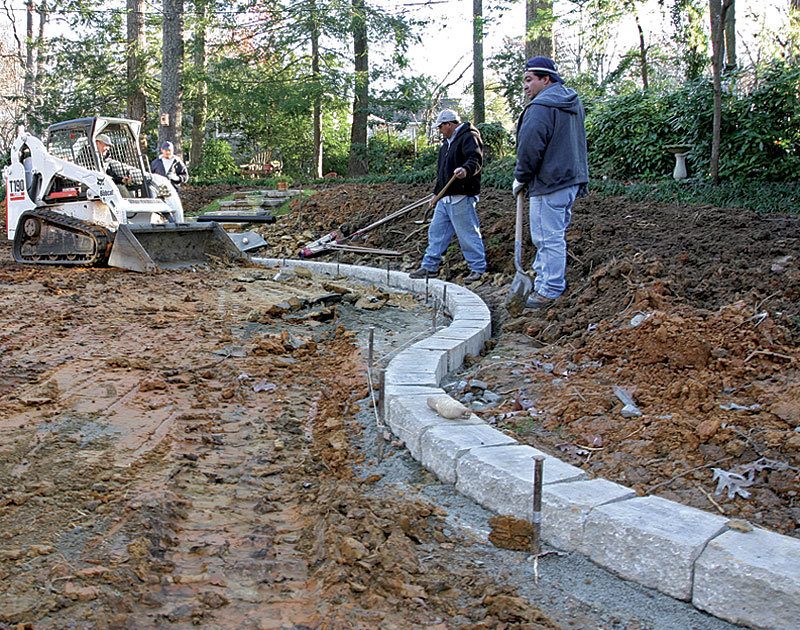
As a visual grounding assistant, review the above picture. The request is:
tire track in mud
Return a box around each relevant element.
[1,265,557,629]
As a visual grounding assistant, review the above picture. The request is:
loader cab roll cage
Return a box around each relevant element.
[45,117,155,199]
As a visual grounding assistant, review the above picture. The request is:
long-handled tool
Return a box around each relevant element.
[299,194,433,258]
[413,172,459,225]
[506,191,534,314]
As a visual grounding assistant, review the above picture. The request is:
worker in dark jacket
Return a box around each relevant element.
[410,109,487,284]
[513,56,589,309]
[151,141,189,191]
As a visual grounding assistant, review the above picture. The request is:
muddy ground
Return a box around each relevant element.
[0,245,566,628]
[0,179,797,629]
[249,183,799,538]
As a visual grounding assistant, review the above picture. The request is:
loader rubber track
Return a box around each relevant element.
[12,208,114,267]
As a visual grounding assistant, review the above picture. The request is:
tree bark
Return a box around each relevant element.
[724,0,736,72]
[160,0,184,154]
[126,0,147,128]
[472,0,485,125]
[311,0,323,178]
[525,0,553,59]
[709,0,732,185]
[24,0,34,125]
[635,13,648,90]
[348,0,368,177]
[189,0,208,169]
[35,1,47,101]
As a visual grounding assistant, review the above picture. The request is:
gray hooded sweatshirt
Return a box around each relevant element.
[514,82,589,196]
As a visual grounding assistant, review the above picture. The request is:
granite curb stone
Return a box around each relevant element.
[583,495,728,601]
[692,528,800,630]
[420,424,518,484]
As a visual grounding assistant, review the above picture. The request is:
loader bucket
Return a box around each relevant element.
[108,223,249,273]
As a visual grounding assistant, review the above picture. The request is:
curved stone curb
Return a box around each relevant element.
[254,258,800,630]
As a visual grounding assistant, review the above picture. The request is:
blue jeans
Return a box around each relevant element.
[529,185,578,299]
[421,196,487,273]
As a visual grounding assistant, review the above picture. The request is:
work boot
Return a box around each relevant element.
[409,267,436,279]
[524,292,556,310]
[463,271,484,283]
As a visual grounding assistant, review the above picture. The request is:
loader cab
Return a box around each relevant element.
[46,117,154,199]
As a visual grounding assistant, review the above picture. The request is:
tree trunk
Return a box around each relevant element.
[473,0,485,125]
[724,1,736,72]
[24,0,34,126]
[348,0,368,177]
[160,0,184,154]
[126,0,147,128]
[189,0,208,169]
[311,0,323,178]
[635,13,648,90]
[709,0,732,185]
[35,1,47,102]
[525,0,553,59]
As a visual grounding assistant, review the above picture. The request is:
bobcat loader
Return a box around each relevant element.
[3,116,246,272]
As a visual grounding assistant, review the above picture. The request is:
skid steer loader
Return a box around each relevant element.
[3,116,247,272]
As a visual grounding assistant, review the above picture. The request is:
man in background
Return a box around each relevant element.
[513,56,589,309]
[409,108,487,284]
[151,141,189,192]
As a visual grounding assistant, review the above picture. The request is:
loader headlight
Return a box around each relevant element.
[157,184,172,198]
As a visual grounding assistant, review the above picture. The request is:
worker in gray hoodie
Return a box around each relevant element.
[513,56,589,309]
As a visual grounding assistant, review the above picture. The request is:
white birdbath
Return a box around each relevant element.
[665,144,692,181]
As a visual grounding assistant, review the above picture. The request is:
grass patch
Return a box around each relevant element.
[191,193,235,217]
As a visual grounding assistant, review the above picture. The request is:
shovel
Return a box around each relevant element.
[506,191,534,315]
[412,172,459,225]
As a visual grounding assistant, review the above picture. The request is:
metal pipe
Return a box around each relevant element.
[368,326,374,371]
[532,455,545,555]
[377,368,387,461]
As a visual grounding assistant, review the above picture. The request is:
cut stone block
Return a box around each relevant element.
[386,394,481,458]
[412,337,467,375]
[583,495,727,601]
[693,528,800,630]
[541,479,636,552]
[420,424,517,484]
[455,444,587,518]
[384,350,445,387]
[433,327,488,357]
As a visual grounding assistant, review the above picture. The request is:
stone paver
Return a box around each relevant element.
[455,444,587,518]
[419,424,517,484]
[541,478,636,552]
[693,527,800,630]
[583,495,728,601]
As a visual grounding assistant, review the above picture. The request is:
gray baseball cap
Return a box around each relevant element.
[434,109,459,127]
[95,133,114,146]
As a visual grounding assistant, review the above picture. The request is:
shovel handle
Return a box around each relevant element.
[514,191,528,274]
[429,172,460,209]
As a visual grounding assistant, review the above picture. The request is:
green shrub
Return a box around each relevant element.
[477,122,513,162]
[192,139,239,179]
[585,61,800,182]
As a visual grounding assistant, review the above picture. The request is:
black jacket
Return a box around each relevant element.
[151,156,189,188]
[434,122,483,197]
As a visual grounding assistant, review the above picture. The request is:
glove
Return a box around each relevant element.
[512,179,527,197]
